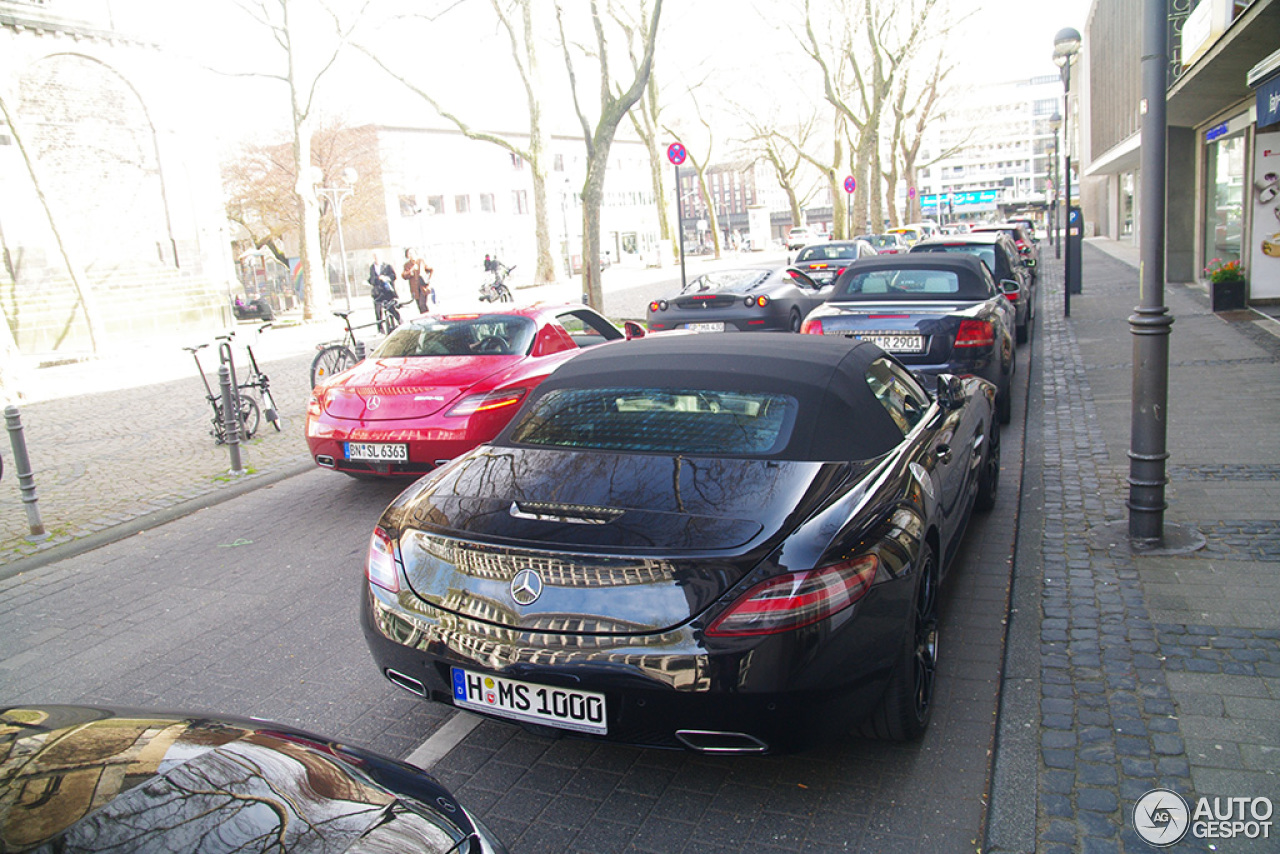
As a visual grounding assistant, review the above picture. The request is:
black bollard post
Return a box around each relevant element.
[4,405,49,541]
[218,364,244,474]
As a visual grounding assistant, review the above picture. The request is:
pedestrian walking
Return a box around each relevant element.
[368,252,397,325]
[403,248,434,314]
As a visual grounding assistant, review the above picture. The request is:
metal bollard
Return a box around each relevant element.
[4,405,49,541]
[217,364,244,474]
[355,340,366,360]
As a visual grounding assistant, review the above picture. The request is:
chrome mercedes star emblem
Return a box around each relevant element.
[367,395,381,410]
[510,568,542,605]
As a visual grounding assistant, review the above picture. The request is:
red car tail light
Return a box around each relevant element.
[648,300,668,312]
[800,317,823,334]
[744,295,770,308]
[366,526,399,592]
[706,555,879,637]
[1004,291,1018,302]
[954,318,995,348]
[445,388,527,417]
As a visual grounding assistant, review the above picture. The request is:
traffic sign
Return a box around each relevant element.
[843,175,856,194]
[666,142,687,166]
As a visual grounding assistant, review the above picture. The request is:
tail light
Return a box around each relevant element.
[1004,291,1019,302]
[706,555,879,637]
[800,317,824,334]
[745,295,770,308]
[648,300,668,312]
[445,388,527,417]
[366,526,399,592]
[954,318,995,348]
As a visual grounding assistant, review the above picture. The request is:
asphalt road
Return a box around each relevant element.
[0,278,1038,852]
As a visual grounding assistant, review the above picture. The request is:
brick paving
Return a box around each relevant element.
[987,243,1280,853]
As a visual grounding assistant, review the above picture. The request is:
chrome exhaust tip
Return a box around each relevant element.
[675,730,769,754]
[384,668,426,696]
[315,455,335,468]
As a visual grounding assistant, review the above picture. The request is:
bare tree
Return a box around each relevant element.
[664,93,722,259]
[739,112,822,235]
[800,0,940,234]
[617,0,673,265]
[224,118,381,275]
[225,0,372,321]
[0,93,103,353]
[792,107,850,240]
[556,0,663,311]
[357,0,560,284]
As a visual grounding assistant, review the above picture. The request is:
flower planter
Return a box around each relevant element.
[1210,279,1245,312]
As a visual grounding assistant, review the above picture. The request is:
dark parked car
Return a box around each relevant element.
[970,222,1040,281]
[360,334,1000,753]
[800,254,1016,423]
[863,233,910,254]
[911,231,1036,343]
[793,239,879,284]
[646,265,828,333]
[0,704,507,853]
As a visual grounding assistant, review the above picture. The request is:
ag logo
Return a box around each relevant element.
[1133,788,1190,846]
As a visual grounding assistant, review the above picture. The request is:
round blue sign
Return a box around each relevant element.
[843,175,856,194]
[666,142,687,166]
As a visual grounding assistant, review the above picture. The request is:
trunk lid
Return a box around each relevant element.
[320,356,521,421]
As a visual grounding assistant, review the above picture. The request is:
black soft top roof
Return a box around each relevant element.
[498,334,909,461]
[830,253,994,300]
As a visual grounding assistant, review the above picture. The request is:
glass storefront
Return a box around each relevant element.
[1121,172,1135,238]
[1203,131,1246,265]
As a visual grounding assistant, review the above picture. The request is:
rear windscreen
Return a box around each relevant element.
[796,245,857,262]
[914,243,996,272]
[509,387,798,456]
[373,316,536,357]
[833,268,989,300]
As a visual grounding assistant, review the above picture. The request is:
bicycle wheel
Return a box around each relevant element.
[311,345,357,387]
[212,395,260,443]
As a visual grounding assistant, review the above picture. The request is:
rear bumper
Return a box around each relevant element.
[360,577,909,753]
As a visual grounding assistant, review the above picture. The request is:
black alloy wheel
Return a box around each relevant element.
[860,542,938,741]
[788,307,802,333]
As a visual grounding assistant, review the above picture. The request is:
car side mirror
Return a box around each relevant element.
[623,320,646,340]
[999,279,1021,299]
[935,374,965,411]
[1025,257,1036,267]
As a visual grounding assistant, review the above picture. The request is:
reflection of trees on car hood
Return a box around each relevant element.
[682,270,771,293]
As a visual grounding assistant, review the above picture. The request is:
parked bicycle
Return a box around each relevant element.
[186,339,259,444]
[479,263,515,303]
[239,324,282,432]
[375,296,414,335]
[311,310,368,387]
[186,326,280,443]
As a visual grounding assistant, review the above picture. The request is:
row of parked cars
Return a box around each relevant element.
[278,223,1045,780]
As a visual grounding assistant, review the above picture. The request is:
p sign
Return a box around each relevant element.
[666,142,687,166]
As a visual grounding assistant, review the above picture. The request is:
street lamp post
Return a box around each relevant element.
[1127,0,1175,547]
[1053,28,1080,317]
[317,167,358,313]
[1049,112,1061,256]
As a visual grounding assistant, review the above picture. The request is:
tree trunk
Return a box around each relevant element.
[581,155,607,308]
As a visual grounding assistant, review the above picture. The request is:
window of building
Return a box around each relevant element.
[1203,130,1245,265]
[398,194,418,217]
[513,190,529,215]
[554,153,564,172]
[455,194,470,213]
[480,193,495,213]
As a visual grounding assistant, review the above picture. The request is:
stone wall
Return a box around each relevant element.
[1,9,234,357]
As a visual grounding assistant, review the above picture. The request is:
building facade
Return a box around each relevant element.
[917,76,1064,226]
[1081,0,1280,299]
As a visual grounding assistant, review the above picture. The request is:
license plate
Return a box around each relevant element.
[684,322,725,332]
[856,333,925,353]
[451,667,607,735]
[345,442,408,462]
